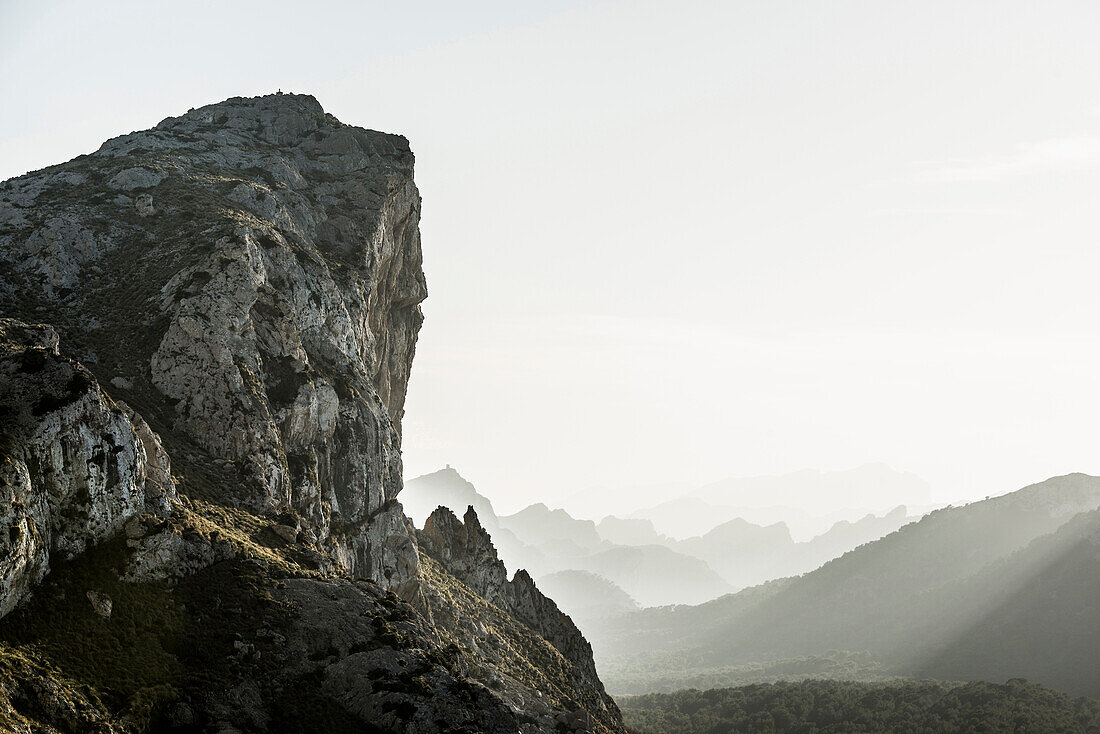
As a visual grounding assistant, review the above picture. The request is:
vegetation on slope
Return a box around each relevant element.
[0,509,362,732]
[418,553,623,733]
[619,679,1100,734]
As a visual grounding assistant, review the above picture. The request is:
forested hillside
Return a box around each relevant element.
[620,680,1100,734]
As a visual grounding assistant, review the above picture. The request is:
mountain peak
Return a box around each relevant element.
[0,94,626,732]
[162,91,326,125]
[418,465,468,481]
[1,91,428,585]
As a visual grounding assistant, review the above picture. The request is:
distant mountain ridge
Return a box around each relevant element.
[666,505,913,589]
[404,467,920,609]
[500,503,604,553]
[586,473,1100,697]
[400,465,501,528]
[537,570,640,621]
[595,517,670,546]
[622,463,934,540]
[695,463,931,513]
[405,469,733,610]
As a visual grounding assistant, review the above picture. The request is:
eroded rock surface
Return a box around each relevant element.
[0,318,176,616]
[420,505,511,608]
[0,93,426,588]
[0,93,624,733]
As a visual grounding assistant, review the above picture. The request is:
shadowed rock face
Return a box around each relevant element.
[0,318,177,617]
[0,93,426,588]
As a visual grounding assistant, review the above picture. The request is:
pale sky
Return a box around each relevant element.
[3,1,1099,514]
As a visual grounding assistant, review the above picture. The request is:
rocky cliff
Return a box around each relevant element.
[1,92,424,592]
[0,318,176,617]
[418,506,621,730]
[0,94,623,733]
[419,506,609,695]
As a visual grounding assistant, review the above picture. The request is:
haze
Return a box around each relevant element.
[3,0,1099,514]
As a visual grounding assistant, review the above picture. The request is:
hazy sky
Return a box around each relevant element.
[3,1,1099,514]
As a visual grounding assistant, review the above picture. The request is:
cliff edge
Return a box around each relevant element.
[0,94,623,733]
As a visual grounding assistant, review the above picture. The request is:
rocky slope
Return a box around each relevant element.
[417,507,621,732]
[0,94,623,733]
[0,318,176,617]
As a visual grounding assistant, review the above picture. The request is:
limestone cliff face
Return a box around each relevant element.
[0,94,624,733]
[0,93,425,588]
[0,318,177,616]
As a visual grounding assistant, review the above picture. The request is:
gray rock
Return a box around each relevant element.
[14,215,104,297]
[0,93,625,733]
[119,523,235,582]
[86,590,112,618]
[110,375,133,390]
[168,702,195,727]
[266,577,534,733]
[2,93,427,590]
[0,318,177,617]
[272,524,297,543]
[418,506,619,725]
[134,193,154,216]
[107,166,166,191]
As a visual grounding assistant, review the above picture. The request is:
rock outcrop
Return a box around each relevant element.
[0,318,176,617]
[420,506,511,608]
[0,94,624,733]
[0,92,425,590]
[419,506,620,730]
